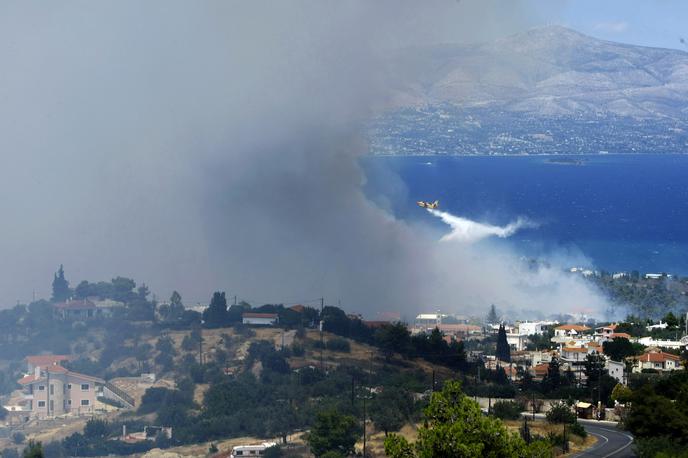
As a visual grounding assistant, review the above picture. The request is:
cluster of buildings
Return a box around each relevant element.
[411,312,686,386]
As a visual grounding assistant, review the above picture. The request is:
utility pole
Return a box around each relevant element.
[362,396,367,458]
[320,297,324,371]
[46,369,50,418]
[562,421,569,453]
[532,392,536,420]
[199,319,204,365]
[432,369,436,392]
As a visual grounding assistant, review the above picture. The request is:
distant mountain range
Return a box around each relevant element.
[372,26,688,155]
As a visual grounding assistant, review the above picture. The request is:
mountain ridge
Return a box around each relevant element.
[387,25,688,119]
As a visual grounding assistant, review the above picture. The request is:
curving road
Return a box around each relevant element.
[572,420,635,458]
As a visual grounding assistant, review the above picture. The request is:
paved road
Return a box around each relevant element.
[572,420,635,458]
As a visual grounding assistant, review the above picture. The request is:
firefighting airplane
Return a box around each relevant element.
[417,200,439,209]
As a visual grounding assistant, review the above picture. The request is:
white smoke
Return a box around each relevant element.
[428,209,538,243]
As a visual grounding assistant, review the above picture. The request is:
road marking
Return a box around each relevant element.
[593,427,634,457]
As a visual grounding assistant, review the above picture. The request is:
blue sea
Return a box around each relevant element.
[361,155,688,275]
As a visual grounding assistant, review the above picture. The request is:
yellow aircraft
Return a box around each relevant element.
[417,200,439,209]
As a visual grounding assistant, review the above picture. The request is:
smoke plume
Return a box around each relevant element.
[0,1,609,318]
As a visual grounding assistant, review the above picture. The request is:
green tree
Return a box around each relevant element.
[111,277,137,302]
[486,304,498,324]
[611,383,632,404]
[51,265,70,302]
[203,292,228,327]
[584,353,607,387]
[22,441,43,458]
[374,323,411,359]
[664,312,679,328]
[384,381,551,458]
[161,291,185,321]
[370,387,415,436]
[306,410,358,458]
[181,334,196,352]
[545,402,576,424]
[156,336,177,356]
[541,358,561,392]
[603,337,642,361]
[496,324,511,362]
[84,419,107,439]
[491,400,523,420]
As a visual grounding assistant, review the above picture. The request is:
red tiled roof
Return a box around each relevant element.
[610,333,632,340]
[18,369,104,385]
[53,300,95,310]
[362,320,389,329]
[242,312,278,319]
[18,375,38,385]
[289,304,305,313]
[26,355,70,367]
[639,351,681,363]
[563,347,588,353]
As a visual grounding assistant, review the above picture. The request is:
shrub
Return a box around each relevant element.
[569,421,587,438]
[1,448,19,458]
[491,400,524,420]
[291,343,305,357]
[11,432,25,445]
[325,337,351,353]
[546,402,576,424]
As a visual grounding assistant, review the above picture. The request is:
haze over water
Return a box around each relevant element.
[362,154,688,275]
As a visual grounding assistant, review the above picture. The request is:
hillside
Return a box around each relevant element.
[373,25,688,155]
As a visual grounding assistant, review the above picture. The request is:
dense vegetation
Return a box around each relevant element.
[384,381,552,458]
[625,371,688,457]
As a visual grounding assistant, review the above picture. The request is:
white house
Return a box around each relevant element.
[606,360,625,385]
[646,321,668,331]
[230,442,277,458]
[637,336,688,350]
[242,312,278,326]
[630,350,683,373]
[506,333,529,351]
[414,313,447,328]
[518,321,557,336]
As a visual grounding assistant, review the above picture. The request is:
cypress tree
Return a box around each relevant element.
[51,265,70,302]
[496,324,511,362]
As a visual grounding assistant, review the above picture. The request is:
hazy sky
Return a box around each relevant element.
[0,0,667,316]
[548,0,688,50]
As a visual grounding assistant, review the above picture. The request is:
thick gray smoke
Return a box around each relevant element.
[0,1,607,317]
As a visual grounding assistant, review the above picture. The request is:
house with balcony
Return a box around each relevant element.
[17,355,105,419]
[629,349,684,373]
[551,324,592,346]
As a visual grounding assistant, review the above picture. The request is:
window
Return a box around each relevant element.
[50,384,54,395]
[38,385,45,391]
[80,399,90,406]
[67,384,72,390]
[49,400,54,411]
[67,399,72,405]
[81,383,90,391]
[38,401,46,408]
